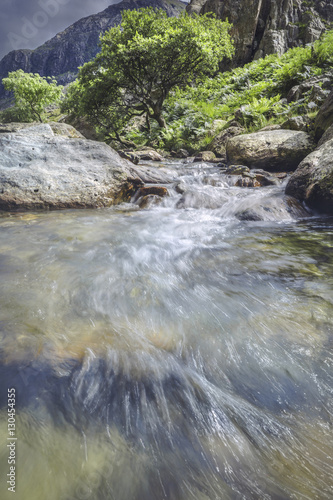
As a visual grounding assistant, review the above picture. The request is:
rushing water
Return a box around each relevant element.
[0,161,332,500]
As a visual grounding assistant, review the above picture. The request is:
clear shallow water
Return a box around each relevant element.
[0,161,332,500]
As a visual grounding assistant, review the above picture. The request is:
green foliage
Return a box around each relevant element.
[313,29,333,65]
[0,105,33,123]
[63,23,333,152]
[62,74,130,144]
[146,29,333,151]
[62,8,234,141]
[2,70,63,123]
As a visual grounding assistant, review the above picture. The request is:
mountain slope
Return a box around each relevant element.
[0,0,186,105]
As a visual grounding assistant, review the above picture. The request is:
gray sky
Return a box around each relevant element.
[0,0,118,60]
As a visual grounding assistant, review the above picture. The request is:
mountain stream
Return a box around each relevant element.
[0,160,332,499]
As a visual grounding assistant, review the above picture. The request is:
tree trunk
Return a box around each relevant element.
[154,113,167,128]
[150,101,167,128]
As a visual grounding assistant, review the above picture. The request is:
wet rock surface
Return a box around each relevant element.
[133,186,169,208]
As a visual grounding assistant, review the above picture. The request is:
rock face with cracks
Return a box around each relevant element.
[186,0,332,67]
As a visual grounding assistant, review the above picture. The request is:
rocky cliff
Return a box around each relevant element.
[0,0,185,105]
[187,0,333,67]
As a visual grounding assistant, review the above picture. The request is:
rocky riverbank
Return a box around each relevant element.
[0,88,332,214]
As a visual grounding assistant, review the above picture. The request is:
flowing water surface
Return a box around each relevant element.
[0,161,332,500]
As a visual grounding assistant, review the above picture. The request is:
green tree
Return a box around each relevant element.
[63,8,234,141]
[3,70,63,122]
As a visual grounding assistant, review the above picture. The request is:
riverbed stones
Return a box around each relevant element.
[0,123,146,210]
[285,139,333,214]
[224,165,250,175]
[235,177,261,187]
[219,164,282,187]
[137,186,168,197]
[226,129,315,171]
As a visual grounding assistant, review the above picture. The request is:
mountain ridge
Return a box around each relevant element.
[0,0,186,105]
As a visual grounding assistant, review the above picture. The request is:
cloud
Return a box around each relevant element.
[0,0,118,60]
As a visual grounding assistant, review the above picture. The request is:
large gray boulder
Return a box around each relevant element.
[226,129,315,171]
[285,139,333,214]
[0,123,145,210]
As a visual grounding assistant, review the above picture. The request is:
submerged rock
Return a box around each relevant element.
[235,177,261,188]
[285,139,333,214]
[0,123,144,210]
[226,129,315,171]
[133,186,169,208]
[224,165,283,187]
[134,186,169,199]
[174,181,187,194]
[235,194,309,221]
[138,194,164,208]
[131,165,177,184]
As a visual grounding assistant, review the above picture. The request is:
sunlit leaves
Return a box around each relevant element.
[63,8,234,138]
[3,70,63,122]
